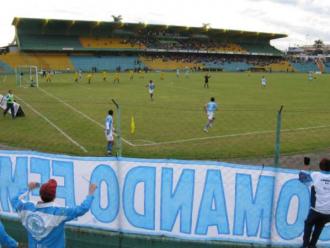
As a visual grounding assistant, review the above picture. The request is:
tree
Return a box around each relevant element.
[314,40,324,49]
[112,15,123,23]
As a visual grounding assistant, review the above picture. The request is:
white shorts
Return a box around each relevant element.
[207,111,215,120]
[262,82,266,86]
[105,130,114,142]
[149,89,154,94]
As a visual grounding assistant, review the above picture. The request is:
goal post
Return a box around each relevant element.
[16,65,39,88]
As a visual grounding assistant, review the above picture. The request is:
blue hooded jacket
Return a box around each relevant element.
[11,190,94,248]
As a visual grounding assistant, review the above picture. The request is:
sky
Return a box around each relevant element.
[0,0,329,50]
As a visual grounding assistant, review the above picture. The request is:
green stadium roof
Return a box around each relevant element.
[12,17,287,40]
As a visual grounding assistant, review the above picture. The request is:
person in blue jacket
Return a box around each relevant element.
[0,221,18,248]
[11,179,96,248]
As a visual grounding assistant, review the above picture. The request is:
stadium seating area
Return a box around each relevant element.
[140,56,202,70]
[290,59,318,72]
[0,52,74,71]
[79,37,145,49]
[0,60,12,73]
[70,56,142,71]
[19,34,82,51]
[324,61,330,73]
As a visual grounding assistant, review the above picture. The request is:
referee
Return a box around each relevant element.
[3,89,15,119]
[299,158,330,248]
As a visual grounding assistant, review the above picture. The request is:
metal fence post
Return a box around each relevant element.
[274,105,283,167]
[112,99,122,157]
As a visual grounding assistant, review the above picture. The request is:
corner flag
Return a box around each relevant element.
[131,115,136,134]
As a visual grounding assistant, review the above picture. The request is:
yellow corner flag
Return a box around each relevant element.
[131,115,136,134]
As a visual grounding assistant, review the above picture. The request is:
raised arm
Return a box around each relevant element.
[11,182,39,212]
[62,184,97,222]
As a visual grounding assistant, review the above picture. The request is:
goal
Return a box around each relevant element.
[15,65,39,88]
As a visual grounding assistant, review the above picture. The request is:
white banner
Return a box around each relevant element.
[0,150,329,246]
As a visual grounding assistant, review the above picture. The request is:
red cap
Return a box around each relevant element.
[39,179,57,203]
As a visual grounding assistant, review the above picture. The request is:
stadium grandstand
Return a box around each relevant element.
[0,17,327,74]
[0,17,300,74]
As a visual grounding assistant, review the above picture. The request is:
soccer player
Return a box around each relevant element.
[11,179,96,248]
[129,70,134,80]
[184,66,190,78]
[308,71,313,81]
[78,70,83,81]
[160,71,165,81]
[74,72,79,83]
[0,221,18,247]
[261,76,267,87]
[113,72,120,84]
[105,110,115,156]
[103,71,107,81]
[46,71,52,83]
[176,68,180,78]
[204,74,211,88]
[147,80,155,101]
[299,158,330,248]
[3,90,15,119]
[87,73,92,84]
[203,97,218,132]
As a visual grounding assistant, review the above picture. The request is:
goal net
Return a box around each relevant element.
[16,65,39,88]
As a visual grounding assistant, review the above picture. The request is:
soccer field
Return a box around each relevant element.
[1,72,329,161]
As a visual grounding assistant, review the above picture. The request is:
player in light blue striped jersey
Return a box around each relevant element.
[204,97,218,132]
[105,110,114,156]
[147,80,155,101]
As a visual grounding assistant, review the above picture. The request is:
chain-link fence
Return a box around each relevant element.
[1,72,330,171]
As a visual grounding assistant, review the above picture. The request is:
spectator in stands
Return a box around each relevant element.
[299,158,330,248]
[3,89,15,119]
[0,221,18,247]
[11,179,96,248]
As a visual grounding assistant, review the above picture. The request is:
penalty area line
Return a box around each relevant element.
[38,87,135,147]
[15,95,88,153]
[135,124,330,147]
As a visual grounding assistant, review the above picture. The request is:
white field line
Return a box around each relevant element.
[15,95,88,153]
[2,75,7,83]
[38,87,135,147]
[134,124,330,147]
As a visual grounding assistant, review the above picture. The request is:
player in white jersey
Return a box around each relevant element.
[184,66,190,78]
[105,110,115,156]
[261,76,267,87]
[147,80,155,101]
[176,69,180,78]
[203,97,218,132]
[308,71,313,81]
[299,158,330,248]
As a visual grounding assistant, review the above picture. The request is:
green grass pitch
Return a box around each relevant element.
[0,72,329,161]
